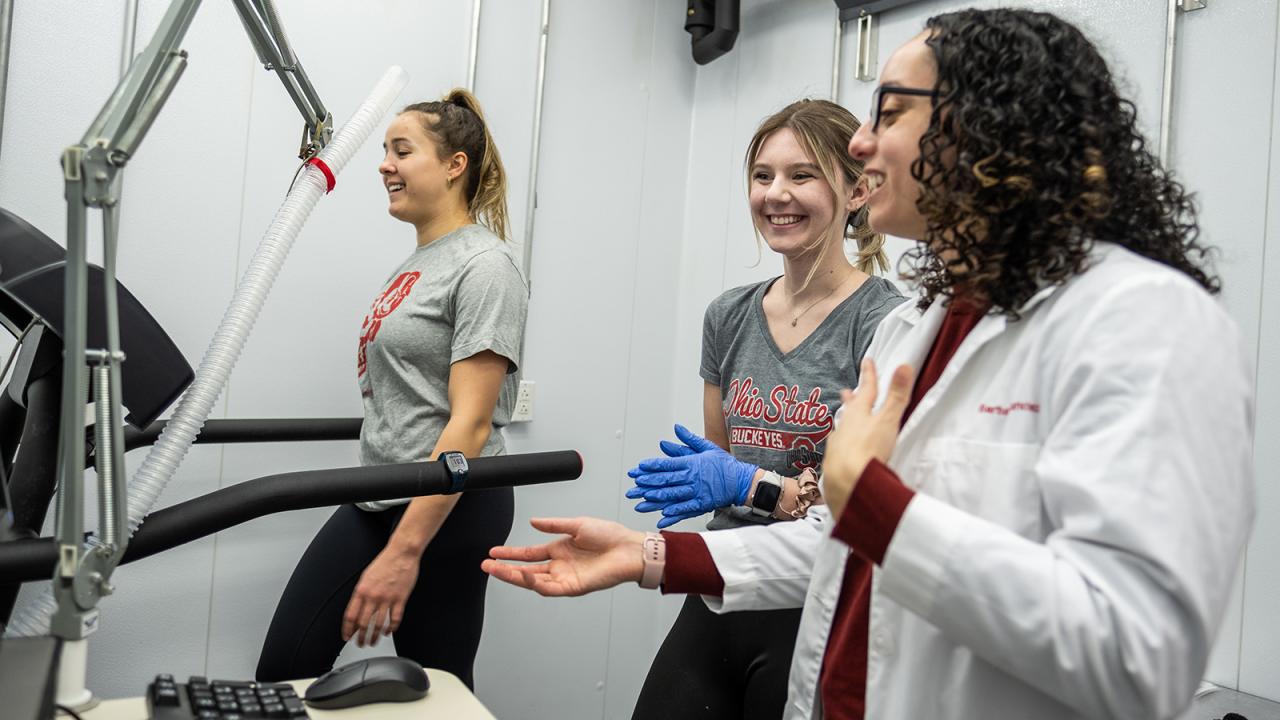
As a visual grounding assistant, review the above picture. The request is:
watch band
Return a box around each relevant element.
[638,532,666,589]
[440,451,469,494]
[748,471,783,517]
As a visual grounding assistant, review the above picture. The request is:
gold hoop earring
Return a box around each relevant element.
[446,175,453,190]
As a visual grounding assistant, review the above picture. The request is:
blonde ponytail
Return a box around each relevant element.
[848,206,889,274]
[444,89,510,241]
[403,88,511,240]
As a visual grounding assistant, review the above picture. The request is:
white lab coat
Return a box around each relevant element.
[699,243,1255,720]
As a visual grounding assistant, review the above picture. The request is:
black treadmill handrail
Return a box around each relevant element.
[123,417,364,453]
[0,450,582,583]
[84,417,365,468]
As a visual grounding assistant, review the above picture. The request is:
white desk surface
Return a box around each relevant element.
[71,669,495,720]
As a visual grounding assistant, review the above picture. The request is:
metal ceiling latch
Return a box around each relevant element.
[855,12,877,82]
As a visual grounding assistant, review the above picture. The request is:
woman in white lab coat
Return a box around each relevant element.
[482,9,1254,720]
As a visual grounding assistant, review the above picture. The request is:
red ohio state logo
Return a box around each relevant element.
[357,271,420,377]
[725,377,834,428]
[725,376,835,470]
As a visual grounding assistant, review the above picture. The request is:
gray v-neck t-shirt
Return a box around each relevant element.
[700,274,906,529]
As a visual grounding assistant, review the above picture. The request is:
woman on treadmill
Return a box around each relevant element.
[257,88,527,691]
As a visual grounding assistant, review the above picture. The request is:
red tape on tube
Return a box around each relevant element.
[307,157,336,193]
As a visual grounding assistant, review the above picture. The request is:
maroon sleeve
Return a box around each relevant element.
[831,459,916,565]
[658,531,724,597]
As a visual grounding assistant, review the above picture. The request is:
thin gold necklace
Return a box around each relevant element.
[789,267,855,327]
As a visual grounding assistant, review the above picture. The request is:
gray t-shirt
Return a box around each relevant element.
[356,224,528,510]
[701,275,905,529]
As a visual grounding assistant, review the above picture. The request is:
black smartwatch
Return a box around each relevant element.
[441,451,469,494]
[748,471,783,517]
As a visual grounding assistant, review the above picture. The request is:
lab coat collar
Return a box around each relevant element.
[893,310,1004,454]
[878,268,1065,381]
[885,274,1064,453]
[881,281,1060,460]
[1016,281,1060,315]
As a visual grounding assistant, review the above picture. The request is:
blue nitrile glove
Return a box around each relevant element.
[625,424,758,529]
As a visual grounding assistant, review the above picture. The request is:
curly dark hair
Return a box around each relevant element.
[904,9,1219,315]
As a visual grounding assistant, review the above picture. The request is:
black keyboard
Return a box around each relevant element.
[147,674,310,720]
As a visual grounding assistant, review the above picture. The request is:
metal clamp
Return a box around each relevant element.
[854,12,876,82]
[231,0,331,159]
[85,350,127,366]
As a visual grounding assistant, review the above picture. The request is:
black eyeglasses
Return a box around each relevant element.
[869,86,938,132]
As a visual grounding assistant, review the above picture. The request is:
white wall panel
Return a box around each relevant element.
[0,0,128,501]
[473,0,541,264]
[473,0,697,715]
[0,2,125,235]
[1239,1,1280,699]
[669,19,749,435]
[1172,0,1278,691]
[599,2,700,715]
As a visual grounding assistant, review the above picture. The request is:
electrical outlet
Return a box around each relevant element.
[511,380,535,422]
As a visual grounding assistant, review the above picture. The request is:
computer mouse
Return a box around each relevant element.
[303,656,430,709]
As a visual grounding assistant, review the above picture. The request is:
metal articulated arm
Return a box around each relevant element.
[50,0,332,642]
[231,0,332,160]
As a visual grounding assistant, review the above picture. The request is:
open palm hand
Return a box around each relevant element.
[482,517,647,597]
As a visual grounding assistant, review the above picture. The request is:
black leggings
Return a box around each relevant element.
[632,595,801,720]
[255,488,513,689]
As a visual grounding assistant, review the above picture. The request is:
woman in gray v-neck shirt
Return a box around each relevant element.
[629,101,906,720]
